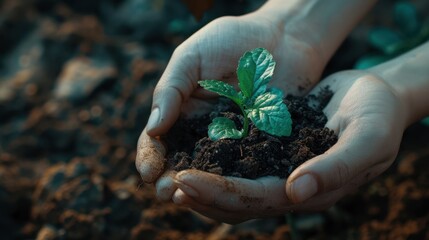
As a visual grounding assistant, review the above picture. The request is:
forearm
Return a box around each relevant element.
[370,41,429,126]
[254,0,378,64]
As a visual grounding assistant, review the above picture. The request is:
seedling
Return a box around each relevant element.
[198,48,292,141]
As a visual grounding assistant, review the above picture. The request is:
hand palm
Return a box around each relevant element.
[174,15,324,116]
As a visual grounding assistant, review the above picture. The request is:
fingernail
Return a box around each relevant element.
[174,180,199,198]
[146,107,160,132]
[290,174,318,203]
[172,189,190,207]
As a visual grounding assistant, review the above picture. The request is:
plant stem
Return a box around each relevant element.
[239,105,249,137]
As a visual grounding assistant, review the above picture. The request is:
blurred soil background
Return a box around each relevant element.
[0,0,428,239]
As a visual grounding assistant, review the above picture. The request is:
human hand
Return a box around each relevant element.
[136,12,326,198]
[168,70,407,223]
[135,0,410,222]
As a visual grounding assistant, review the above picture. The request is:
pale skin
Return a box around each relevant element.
[136,0,429,223]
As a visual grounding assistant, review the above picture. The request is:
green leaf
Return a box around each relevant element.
[252,48,276,97]
[246,88,292,137]
[354,55,390,69]
[198,80,241,104]
[394,2,420,35]
[369,27,403,55]
[237,51,256,98]
[236,48,276,99]
[208,117,242,140]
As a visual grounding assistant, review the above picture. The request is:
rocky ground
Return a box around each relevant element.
[0,0,428,239]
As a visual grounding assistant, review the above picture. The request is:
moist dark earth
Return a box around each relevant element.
[0,0,428,239]
[163,88,337,179]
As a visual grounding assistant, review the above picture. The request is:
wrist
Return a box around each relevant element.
[370,42,429,126]
[238,10,325,94]
[252,0,326,64]
[253,0,377,64]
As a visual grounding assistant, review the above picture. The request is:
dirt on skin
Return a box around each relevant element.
[1,0,428,239]
[163,87,338,179]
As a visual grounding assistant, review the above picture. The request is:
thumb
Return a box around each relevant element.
[285,121,392,203]
[146,46,199,136]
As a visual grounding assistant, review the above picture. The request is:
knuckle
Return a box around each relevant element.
[172,44,185,58]
[210,16,237,26]
[152,84,166,99]
[171,41,197,61]
[331,159,352,190]
[368,128,400,163]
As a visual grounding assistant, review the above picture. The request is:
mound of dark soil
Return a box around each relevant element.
[163,88,337,179]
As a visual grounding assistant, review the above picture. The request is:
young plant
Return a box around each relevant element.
[198,48,292,141]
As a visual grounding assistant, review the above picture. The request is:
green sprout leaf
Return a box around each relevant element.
[198,48,292,141]
[208,117,242,140]
[251,48,276,98]
[237,48,276,99]
[237,51,255,98]
[198,80,241,104]
[246,88,292,137]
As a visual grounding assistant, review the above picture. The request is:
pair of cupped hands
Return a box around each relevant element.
[136,15,407,223]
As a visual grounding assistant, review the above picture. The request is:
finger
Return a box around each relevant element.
[308,70,358,95]
[173,176,344,221]
[172,189,249,224]
[174,169,289,211]
[179,98,217,119]
[305,72,350,131]
[286,121,392,203]
[341,160,392,192]
[174,177,348,217]
[155,170,178,201]
[293,160,391,211]
[146,44,200,136]
[174,160,390,222]
[136,128,166,183]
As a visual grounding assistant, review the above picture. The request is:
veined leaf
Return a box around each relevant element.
[237,51,256,98]
[236,48,276,99]
[200,48,292,140]
[246,88,292,137]
[251,48,276,97]
[208,117,242,140]
[198,80,241,104]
